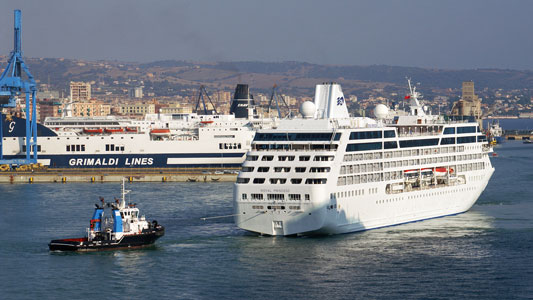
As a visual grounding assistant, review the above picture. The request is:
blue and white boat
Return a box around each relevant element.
[49,179,164,251]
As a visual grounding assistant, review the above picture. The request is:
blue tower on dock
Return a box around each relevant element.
[0,10,38,166]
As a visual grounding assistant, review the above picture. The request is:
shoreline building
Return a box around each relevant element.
[450,81,483,128]
[70,81,91,101]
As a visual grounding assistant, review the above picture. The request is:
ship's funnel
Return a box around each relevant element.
[313,83,349,119]
[230,84,256,119]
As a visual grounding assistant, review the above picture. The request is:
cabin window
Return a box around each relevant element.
[384,130,396,138]
[350,131,382,140]
[399,139,439,148]
[443,127,455,134]
[384,141,398,149]
[268,194,285,200]
[290,178,302,184]
[236,178,250,184]
[305,178,327,184]
[253,178,265,184]
[251,194,263,200]
[289,194,301,201]
[457,136,476,144]
[457,126,477,134]
[441,137,455,145]
[346,142,382,152]
[254,132,338,142]
[314,156,333,161]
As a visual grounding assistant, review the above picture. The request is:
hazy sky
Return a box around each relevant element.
[1,0,533,70]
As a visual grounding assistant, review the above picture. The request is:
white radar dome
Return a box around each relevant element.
[374,104,389,119]
[300,101,316,118]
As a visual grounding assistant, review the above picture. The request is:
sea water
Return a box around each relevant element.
[1,141,532,299]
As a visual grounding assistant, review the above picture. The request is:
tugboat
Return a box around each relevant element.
[49,179,164,251]
[488,120,504,145]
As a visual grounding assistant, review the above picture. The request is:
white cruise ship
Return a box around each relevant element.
[234,81,494,236]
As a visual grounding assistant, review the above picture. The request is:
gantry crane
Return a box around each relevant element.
[0,10,38,166]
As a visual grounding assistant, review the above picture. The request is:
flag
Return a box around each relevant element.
[404,95,411,99]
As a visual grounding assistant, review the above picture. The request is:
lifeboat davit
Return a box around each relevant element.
[104,128,124,133]
[150,128,170,136]
[83,128,103,134]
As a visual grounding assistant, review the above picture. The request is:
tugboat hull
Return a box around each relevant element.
[49,227,164,252]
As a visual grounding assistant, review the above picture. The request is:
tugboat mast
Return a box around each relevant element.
[121,178,130,209]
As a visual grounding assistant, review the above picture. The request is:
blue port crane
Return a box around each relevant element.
[0,10,38,166]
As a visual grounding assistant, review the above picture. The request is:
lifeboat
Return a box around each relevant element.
[150,128,171,136]
[125,127,137,132]
[83,128,103,134]
[403,169,419,174]
[434,167,448,176]
[200,120,214,124]
[104,128,124,133]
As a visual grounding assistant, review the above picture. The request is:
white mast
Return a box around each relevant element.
[407,78,426,117]
[120,178,130,209]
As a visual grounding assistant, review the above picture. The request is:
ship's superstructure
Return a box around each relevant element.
[1,85,272,169]
[234,81,494,236]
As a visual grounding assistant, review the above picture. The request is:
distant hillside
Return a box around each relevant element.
[210,61,533,90]
[9,57,533,99]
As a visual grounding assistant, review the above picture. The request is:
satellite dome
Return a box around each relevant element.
[300,101,316,118]
[374,104,389,119]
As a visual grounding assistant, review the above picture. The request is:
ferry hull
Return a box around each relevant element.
[4,153,245,169]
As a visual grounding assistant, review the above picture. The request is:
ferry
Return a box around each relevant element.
[233,80,495,236]
[49,179,164,251]
[1,85,271,169]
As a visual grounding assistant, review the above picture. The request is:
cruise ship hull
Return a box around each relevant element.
[235,167,493,236]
